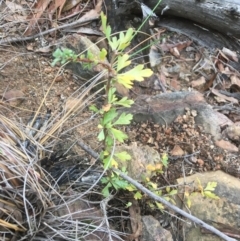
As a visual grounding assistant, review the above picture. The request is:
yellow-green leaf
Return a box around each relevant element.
[111,158,118,168]
[155,201,164,210]
[116,74,135,89]
[115,151,131,161]
[99,48,107,60]
[166,186,170,193]
[161,153,168,167]
[122,64,153,81]
[117,54,131,72]
[204,181,217,192]
[187,197,191,208]
[126,202,132,208]
[134,191,142,200]
[126,184,136,191]
[148,181,157,189]
[204,191,220,199]
[110,128,128,142]
[97,129,105,141]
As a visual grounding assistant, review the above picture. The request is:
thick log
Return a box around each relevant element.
[145,0,240,38]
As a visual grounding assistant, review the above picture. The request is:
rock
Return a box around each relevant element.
[176,171,240,241]
[127,91,232,140]
[223,123,240,142]
[116,143,162,181]
[140,215,173,241]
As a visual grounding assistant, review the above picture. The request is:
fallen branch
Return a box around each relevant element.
[0,17,99,45]
[77,140,237,241]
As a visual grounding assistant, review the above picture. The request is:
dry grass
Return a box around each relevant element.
[0,69,124,240]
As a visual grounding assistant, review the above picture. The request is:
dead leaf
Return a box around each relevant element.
[217,62,225,73]
[149,45,161,67]
[102,103,111,112]
[210,89,238,104]
[171,145,184,156]
[5,0,24,12]
[230,75,240,88]
[25,0,51,36]
[2,89,25,106]
[197,159,204,167]
[77,0,102,23]
[114,82,129,96]
[170,47,180,58]
[48,0,67,19]
[170,77,181,90]
[222,47,238,62]
[191,76,206,88]
[202,72,218,91]
[215,139,238,152]
[65,97,81,111]
[160,41,192,53]
[62,0,82,12]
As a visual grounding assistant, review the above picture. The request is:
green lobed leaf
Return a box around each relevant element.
[134,191,142,200]
[118,28,134,51]
[161,153,168,167]
[109,36,119,51]
[126,202,132,208]
[116,97,134,107]
[111,177,129,190]
[169,189,178,196]
[102,182,112,197]
[101,12,107,34]
[114,151,131,161]
[113,113,133,126]
[97,129,105,141]
[103,156,111,169]
[108,87,118,103]
[89,105,99,113]
[87,50,94,60]
[204,182,217,192]
[117,54,131,72]
[204,191,220,199]
[103,108,118,125]
[99,48,107,60]
[101,177,109,184]
[116,75,134,89]
[105,135,114,147]
[110,128,128,142]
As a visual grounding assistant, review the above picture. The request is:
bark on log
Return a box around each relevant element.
[145,0,240,38]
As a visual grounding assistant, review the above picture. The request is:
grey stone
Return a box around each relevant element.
[140,215,173,241]
[127,91,232,140]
